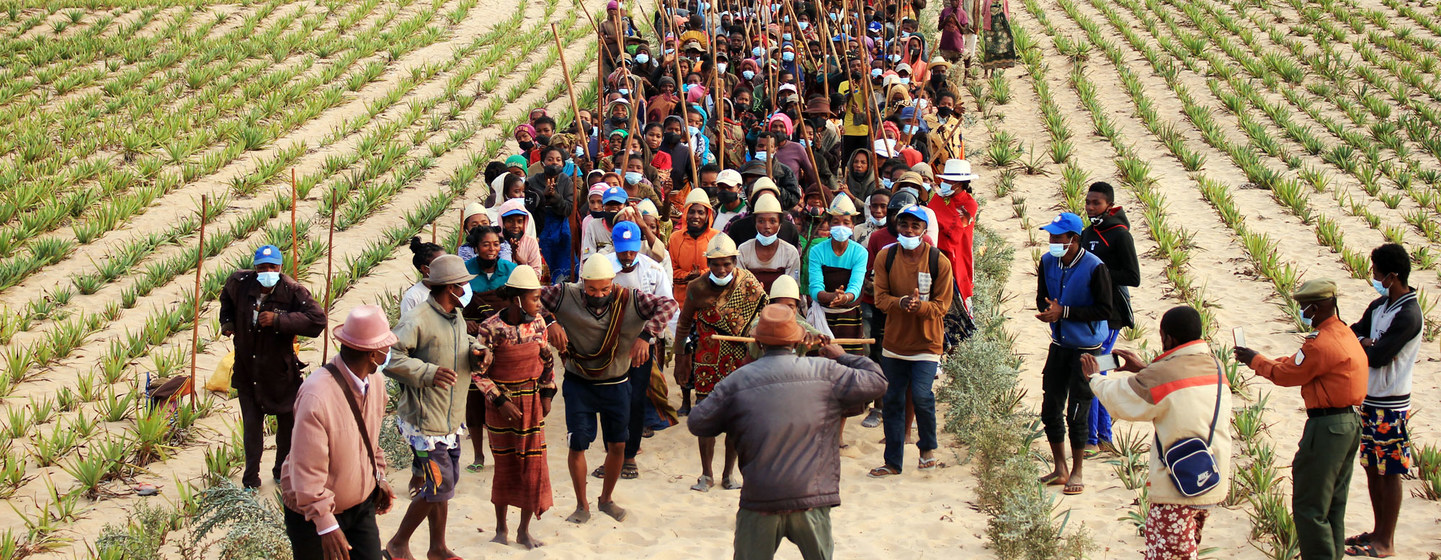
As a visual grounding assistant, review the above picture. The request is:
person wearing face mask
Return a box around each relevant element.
[724,177,801,248]
[924,56,954,100]
[927,91,966,163]
[806,195,869,358]
[1078,181,1141,458]
[767,114,822,193]
[220,245,328,489]
[497,199,545,273]
[524,146,577,282]
[582,186,630,260]
[459,226,517,473]
[1032,212,1113,497]
[1344,243,1421,559]
[711,169,748,231]
[469,265,555,550]
[1236,280,1368,560]
[537,255,679,523]
[736,192,802,291]
[280,305,398,560]
[673,234,769,492]
[867,205,953,479]
[514,124,538,160]
[929,160,980,322]
[383,255,488,560]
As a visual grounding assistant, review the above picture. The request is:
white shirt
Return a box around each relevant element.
[604,252,678,337]
[400,281,429,316]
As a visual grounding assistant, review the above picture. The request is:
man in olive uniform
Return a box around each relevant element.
[219,245,328,489]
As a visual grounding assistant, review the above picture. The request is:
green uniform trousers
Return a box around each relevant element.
[1293,412,1361,560]
[734,507,834,560]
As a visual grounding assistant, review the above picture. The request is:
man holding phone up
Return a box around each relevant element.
[1034,213,1113,496]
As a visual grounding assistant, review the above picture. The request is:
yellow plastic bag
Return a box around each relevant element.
[205,351,235,394]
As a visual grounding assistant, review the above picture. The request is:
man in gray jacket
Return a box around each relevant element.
[383,255,485,560]
[689,304,887,560]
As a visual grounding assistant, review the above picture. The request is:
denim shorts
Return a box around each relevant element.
[563,374,630,452]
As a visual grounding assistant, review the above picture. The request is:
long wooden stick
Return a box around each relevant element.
[188,195,208,405]
[290,168,299,277]
[667,0,699,188]
[712,334,874,344]
[853,0,885,197]
[554,23,591,162]
[320,189,338,361]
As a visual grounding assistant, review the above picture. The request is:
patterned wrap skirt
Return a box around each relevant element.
[485,341,553,514]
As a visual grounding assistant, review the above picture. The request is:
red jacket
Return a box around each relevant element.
[927,191,978,300]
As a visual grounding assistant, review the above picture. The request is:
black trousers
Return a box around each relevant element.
[284,492,381,560]
[1039,344,1098,445]
[624,354,654,459]
[238,391,294,486]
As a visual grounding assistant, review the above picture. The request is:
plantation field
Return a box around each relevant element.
[1,0,1440,557]
[979,0,1441,555]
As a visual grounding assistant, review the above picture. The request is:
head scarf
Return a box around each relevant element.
[513,123,536,141]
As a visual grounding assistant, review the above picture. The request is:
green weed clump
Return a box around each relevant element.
[190,481,292,560]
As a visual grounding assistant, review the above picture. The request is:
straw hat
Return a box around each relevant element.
[827,194,859,216]
[769,275,800,301]
[684,187,712,209]
[423,255,475,286]
[580,254,617,280]
[753,303,804,346]
[505,265,543,290]
[333,305,398,351]
[929,56,953,71]
[753,192,783,214]
[464,202,486,221]
[896,171,925,188]
[750,176,781,198]
[705,233,739,258]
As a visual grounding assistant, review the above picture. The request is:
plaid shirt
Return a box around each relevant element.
[539,284,678,338]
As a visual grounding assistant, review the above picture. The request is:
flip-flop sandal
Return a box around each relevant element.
[1345,544,1392,558]
[590,465,605,479]
[918,457,941,471]
[1345,533,1374,546]
[1083,448,1101,459]
[1062,483,1085,495]
[465,462,485,473]
[134,483,160,496]
[867,465,901,478]
[1038,472,1065,486]
[620,464,639,479]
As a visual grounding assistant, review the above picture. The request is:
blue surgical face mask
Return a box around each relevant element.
[665,48,676,56]
[688,125,700,137]
[888,54,901,63]
[456,283,474,307]
[575,145,585,157]
[753,151,767,161]
[753,46,764,57]
[619,88,630,96]
[783,33,793,41]
[710,272,734,285]
[880,178,893,189]
[1048,242,1069,258]
[743,70,756,80]
[636,54,650,64]
[830,225,853,241]
[867,215,886,226]
[897,234,921,250]
[1301,304,1315,329]
[625,171,643,185]
[1372,277,1389,296]
[900,77,911,85]
[756,232,778,246]
[783,52,795,62]
[256,271,280,288]
[938,182,956,197]
[799,21,810,30]
[903,124,918,135]
[374,349,392,370]
[871,68,883,78]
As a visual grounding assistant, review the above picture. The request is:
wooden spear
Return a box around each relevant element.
[320,189,338,361]
[554,23,591,162]
[290,168,299,277]
[188,195,208,405]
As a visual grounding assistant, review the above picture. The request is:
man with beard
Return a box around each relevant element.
[538,256,678,523]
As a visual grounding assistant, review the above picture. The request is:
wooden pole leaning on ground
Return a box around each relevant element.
[712,334,875,344]
[188,194,209,406]
[320,189,338,362]
[554,23,592,161]
[290,169,299,277]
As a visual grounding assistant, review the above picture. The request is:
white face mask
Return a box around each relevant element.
[1048,242,1069,258]
[710,272,734,285]
[830,225,853,241]
[897,234,921,250]
[256,271,280,288]
[756,232,779,246]
[374,349,392,370]
[867,215,886,226]
[717,62,728,73]
[454,283,474,307]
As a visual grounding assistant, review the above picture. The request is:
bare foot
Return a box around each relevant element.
[566,506,590,524]
[426,548,461,560]
[721,476,741,490]
[385,543,414,560]
[1038,470,1068,486]
[517,532,545,549]
[490,529,509,545]
[598,500,627,521]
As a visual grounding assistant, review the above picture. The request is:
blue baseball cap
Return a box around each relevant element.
[602,186,628,205]
[898,204,929,223]
[612,221,643,253]
[253,245,283,266]
[1040,212,1085,235]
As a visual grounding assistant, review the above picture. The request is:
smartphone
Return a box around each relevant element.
[1094,353,1119,372]
[1232,327,1246,348]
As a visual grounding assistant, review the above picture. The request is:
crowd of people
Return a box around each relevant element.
[207,0,1423,559]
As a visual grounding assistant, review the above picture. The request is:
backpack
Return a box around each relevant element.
[882,244,970,350]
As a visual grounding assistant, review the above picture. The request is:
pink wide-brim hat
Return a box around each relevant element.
[333,304,398,351]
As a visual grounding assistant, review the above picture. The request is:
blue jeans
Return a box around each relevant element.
[1087,328,1120,445]
[880,357,939,471]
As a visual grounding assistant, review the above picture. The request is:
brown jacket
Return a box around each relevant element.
[219,270,327,414]
[280,356,387,530]
[872,243,954,356]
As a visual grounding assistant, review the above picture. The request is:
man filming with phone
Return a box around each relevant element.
[1082,306,1231,559]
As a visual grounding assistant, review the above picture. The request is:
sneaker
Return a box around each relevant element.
[860,408,882,428]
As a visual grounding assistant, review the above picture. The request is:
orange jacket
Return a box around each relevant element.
[1249,316,1367,409]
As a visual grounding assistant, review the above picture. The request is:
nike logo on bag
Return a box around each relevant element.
[1196,471,1211,485]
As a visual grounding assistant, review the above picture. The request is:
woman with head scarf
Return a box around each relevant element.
[764,113,820,193]
[843,147,878,202]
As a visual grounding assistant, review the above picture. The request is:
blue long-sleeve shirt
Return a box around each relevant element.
[806,240,867,299]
